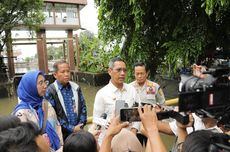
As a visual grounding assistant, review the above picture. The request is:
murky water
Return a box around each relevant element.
[0,96,18,116]
[0,82,102,116]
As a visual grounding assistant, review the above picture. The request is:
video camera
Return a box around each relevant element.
[178,59,230,128]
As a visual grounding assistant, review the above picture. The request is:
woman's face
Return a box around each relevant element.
[36,75,48,97]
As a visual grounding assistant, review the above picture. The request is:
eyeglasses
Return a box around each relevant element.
[38,80,49,86]
[112,68,127,73]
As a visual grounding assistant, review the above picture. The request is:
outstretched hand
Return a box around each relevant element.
[73,123,83,133]
[138,105,158,133]
[138,105,167,152]
[100,117,129,152]
[88,124,101,140]
[105,116,129,137]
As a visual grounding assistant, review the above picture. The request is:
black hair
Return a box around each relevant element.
[53,60,68,72]
[108,57,126,69]
[0,115,21,132]
[63,130,97,152]
[0,121,41,152]
[133,61,149,72]
[182,130,230,152]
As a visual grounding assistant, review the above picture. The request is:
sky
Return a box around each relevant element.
[11,0,98,59]
[80,0,98,35]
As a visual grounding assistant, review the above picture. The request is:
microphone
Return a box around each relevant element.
[93,113,107,130]
[124,103,129,107]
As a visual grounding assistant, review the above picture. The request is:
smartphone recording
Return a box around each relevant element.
[120,107,141,122]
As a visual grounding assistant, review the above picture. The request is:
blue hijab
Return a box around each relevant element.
[14,70,60,150]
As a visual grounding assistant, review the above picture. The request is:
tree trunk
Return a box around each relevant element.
[6,29,15,79]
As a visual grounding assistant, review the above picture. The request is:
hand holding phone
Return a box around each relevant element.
[120,107,178,122]
[120,107,141,122]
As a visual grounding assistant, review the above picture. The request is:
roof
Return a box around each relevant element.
[44,0,87,5]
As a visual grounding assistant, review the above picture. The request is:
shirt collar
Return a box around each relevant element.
[55,80,71,90]
[134,80,148,88]
[108,81,127,93]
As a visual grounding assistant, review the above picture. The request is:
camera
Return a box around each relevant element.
[178,60,230,128]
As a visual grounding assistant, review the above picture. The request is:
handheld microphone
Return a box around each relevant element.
[124,103,129,107]
[94,113,107,130]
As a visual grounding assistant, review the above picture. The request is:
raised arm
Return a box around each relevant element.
[138,105,167,152]
[100,116,129,152]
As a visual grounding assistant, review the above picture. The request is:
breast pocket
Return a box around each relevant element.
[104,102,115,118]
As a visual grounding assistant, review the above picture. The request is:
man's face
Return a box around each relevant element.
[54,63,70,86]
[108,61,127,87]
[134,66,148,85]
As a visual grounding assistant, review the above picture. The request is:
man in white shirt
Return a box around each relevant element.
[93,57,141,144]
[130,62,165,106]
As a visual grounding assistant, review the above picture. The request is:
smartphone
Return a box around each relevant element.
[115,100,125,116]
[120,107,141,122]
[120,107,174,122]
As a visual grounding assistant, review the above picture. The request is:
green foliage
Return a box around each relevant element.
[162,38,203,77]
[24,56,33,63]
[0,0,45,51]
[95,0,230,79]
[162,12,205,76]
[47,45,64,60]
[79,32,120,73]
[202,0,229,15]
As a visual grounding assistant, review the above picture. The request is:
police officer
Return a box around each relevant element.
[130,62,165,106]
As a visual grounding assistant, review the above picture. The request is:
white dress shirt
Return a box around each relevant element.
[93,81,140,119]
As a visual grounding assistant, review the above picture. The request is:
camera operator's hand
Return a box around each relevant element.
[176,113,194,129]
[192,64,207,79]
[176,113,194,148]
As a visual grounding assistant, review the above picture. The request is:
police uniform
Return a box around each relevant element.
[130,80,165,105]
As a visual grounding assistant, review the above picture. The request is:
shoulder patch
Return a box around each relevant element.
[158,89,164,96]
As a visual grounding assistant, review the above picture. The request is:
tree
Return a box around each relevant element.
[47,45,64,60]
[95,0,230,78]
[203,0,229,15]
[0,0,44,51]
[0,0,45,77]
[79,31,120,73]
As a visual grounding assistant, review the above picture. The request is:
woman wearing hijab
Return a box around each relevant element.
[13,70,63,152]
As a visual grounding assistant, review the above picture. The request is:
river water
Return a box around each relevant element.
[0,82,102,116]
